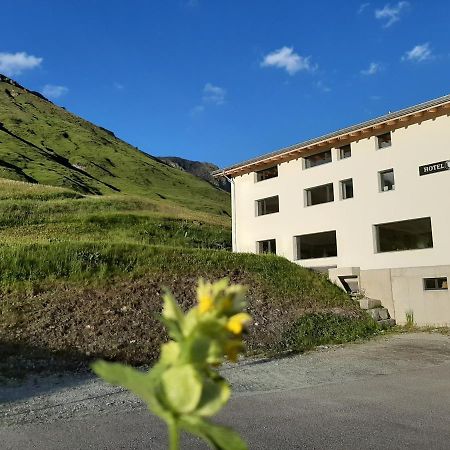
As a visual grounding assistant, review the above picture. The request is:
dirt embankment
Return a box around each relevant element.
[0,271,367,380]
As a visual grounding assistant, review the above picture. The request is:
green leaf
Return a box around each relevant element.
[185,334,211,364]
[180,416,248,450]
[161,364,203,414]
[160,341,181,365]
[91,360,170,420]
[195,377,230,417]
[162,291,184,323]
[161,291,184,339]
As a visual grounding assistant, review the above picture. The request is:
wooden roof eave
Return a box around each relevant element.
[217,101,450,178]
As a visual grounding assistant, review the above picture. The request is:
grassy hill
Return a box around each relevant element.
[0,76,377,380]
[0,74,229,217]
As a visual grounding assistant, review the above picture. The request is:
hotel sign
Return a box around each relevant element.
[419,160,450,176]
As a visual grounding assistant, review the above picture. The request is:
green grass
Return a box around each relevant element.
[0,242,349,306]
[282,312,379,353]
[0,179,231,248]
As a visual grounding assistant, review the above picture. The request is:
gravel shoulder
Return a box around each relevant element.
[2,332,450,429]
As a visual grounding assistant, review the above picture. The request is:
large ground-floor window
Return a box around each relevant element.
[375,217,433,253]
[295,230,337,260]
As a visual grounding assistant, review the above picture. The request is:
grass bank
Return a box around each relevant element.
[0,180,378,380]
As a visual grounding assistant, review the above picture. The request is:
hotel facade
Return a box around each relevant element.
[215,95,450,326]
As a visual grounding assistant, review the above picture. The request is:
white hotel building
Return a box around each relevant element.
[215,95,450,326]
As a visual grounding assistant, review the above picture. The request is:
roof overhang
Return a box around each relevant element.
[213,94,450,178]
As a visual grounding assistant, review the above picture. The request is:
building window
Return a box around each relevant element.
[423,277,448,291]
[377,132,392,149]
[304,150,332,169]
[339,144,351,159]
[340,178,354,200]
[256,165,278,182]
[295,230,337,260]
[379,169,395,192]
[256,195,279,216]
[257,239,276,254]
[375,217,433,253]
[305,183,334,206]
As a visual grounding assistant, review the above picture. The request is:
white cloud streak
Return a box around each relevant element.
[190,83,226,116]
[315,80,331,92]
[361,62,381,75]
[0,51,43,76]
[358,3,370,14]
[202,83,226,105]
[41,84,68,99]
[261,47,316,75]
[402,43,433,62]
[375,2,410,27]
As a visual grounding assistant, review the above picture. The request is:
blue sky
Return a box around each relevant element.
[1,0,449,167]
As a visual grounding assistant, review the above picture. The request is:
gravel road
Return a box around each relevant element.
[1,332,450,449]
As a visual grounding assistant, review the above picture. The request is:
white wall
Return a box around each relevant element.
[232,114,450,271]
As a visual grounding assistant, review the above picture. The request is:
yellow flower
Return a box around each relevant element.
[198,294,214,314]
[226,313,251,335]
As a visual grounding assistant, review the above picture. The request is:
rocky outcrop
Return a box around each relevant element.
[158,156,230,192]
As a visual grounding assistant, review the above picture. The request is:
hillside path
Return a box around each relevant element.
[1,332,450,449]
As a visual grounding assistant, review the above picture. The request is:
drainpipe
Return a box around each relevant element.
[222,173,237,252]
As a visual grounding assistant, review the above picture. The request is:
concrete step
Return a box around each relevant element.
[378,318,396,328]
[359,298,382,310]
[366,307,390,321]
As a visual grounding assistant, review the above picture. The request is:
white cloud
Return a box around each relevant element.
[375,2,410,27]
[402,43,432,62]
[315,80,331,92]
[0,51,43,76]
[261,46,316,75]
[358,3,370,14]
[202,83,226,105]
[41,84,68,99]
[361,62,381,75]
[190,83,226,116]
[113,82,124,90]
[189,105,205,116]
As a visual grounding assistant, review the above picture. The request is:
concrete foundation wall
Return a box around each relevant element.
[359,269,396,319]
[390,266,450,326]
[356,266,450,326]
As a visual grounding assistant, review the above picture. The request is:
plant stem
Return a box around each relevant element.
[168,423,179,450]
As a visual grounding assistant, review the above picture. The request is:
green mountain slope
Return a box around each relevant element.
[0,74,229,217]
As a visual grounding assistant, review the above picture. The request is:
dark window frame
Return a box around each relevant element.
[257,239,277,254]
[423,277,448,291]
[305,182,334,206]
[377,132,392,149]
[340,178,354,200]
[339,144,352,159]
[374,217,433,253]
[379,168,395,192]
[256,195,280,216]
[295,230,338,260]
[303,150,332,169]
[256,165,278,182]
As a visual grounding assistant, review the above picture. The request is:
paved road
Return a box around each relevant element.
[1,333,450,449]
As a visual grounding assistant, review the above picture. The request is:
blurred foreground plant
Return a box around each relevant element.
[92,279,251,450]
